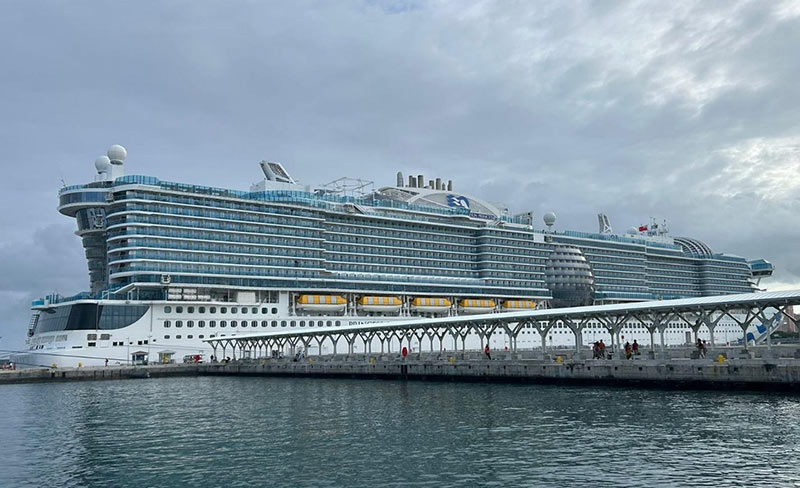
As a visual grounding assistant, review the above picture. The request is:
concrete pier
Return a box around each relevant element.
[0,363,203,385]
[205,356,800,392]
[4,353,800,392]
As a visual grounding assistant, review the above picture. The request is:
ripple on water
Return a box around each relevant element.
[2,378,800,487]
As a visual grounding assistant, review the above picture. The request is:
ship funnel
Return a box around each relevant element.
[397,172,404,187]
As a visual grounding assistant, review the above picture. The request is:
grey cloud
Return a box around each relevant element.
[0,0,798,350]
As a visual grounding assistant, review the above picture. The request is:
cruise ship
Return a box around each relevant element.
[15,145,775,367]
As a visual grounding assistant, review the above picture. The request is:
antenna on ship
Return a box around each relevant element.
[598,213,613,234]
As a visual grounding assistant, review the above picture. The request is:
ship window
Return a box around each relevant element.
[88,342,96,347]
[251,320,257,327]
[327,321,332,326]
[164,335,170,339]
[210,307,216,314]
[100,334,110,340]
[199,335,204,339]
[335,321,341,326]
[176,306,183,313]
[261,321,268,327]
[188,306,195,313]
[261,308,268,314]
[241,322,247,328]
[87,334,97,341]
[231,307,238,313]
[272,321,278,327]
[220,321,227,328]
[187,321,194,328]
[199,321,205,328]
[164,306,172,313]
[231,321,238,327]
[281,321,287,327]
[176,335,182,339]
[221,307,227,314]
[199,307,206,313]
[251,307,257,314]
[272,308,278,314]
[164,320,171,328]
[241,308,247,314]
[210,321,216,328]
[299,321,305,327]
[176,321,183,328]
[290,321,296,327]
[187,335,193,339]
[137,341,143,345]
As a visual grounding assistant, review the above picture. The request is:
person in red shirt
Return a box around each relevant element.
[484,344,491,360]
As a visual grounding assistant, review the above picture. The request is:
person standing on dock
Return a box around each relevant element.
[484,344,491,360]
[624,341,632,359]
[632,340,640,356]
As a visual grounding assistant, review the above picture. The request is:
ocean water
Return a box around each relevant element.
[2,376,800,487]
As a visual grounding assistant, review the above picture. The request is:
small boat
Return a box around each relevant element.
[358,296,402,313]
[410,297,451,313]
[296,295,347,312]
[502,300,537,310]
[459,299,496,314]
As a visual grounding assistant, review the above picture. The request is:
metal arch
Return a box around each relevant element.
[204,290,800,357]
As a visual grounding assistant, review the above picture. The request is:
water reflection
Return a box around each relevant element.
[1,377,799,487]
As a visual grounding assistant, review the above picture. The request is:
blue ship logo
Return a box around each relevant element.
[447,194,470,210]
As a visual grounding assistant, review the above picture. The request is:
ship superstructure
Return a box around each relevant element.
[17,145,774,367]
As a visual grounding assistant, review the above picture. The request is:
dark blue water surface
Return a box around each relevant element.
[2,376,800,487]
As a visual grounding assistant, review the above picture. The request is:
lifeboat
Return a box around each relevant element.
[358,296,402,313]
[410,297,451,313]
[296,295,347,312]
[502,300,537,310]
[459,299,496,314]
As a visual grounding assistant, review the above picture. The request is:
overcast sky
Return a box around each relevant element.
[1,0,798,350]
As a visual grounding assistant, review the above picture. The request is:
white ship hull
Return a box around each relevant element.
[15,297,764,369]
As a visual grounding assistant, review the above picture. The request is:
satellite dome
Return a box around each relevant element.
[543,212,557,227]
[107,144,127,163]
[94,155,111,173]
[627,226,639,235]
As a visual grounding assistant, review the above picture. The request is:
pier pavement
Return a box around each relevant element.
[4,346,800,392]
